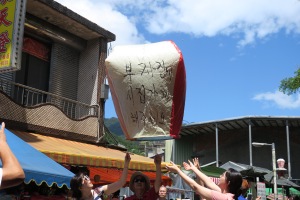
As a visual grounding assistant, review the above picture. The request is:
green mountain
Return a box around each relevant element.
[104,117,144,155]
[104,117,124,136]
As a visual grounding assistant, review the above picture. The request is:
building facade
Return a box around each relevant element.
[0,0,115,143]
[166,116,300,184]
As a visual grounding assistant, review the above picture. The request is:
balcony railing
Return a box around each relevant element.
[0,78,98,120]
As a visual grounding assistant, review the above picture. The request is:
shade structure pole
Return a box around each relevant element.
[249,120,252,166]
[272,143,278,200]
[252,142,278,200]
[286,120,291,179]
[215,123,219,167]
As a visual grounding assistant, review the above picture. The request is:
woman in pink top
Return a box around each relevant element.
[166,160,242,200]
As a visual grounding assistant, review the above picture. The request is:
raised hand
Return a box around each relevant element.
[183,161,192,171]
[0,122,7,143]
[166,161,180,173]
[154,154,162,165]
[193,157,200,169]
[183,160,199,172]
[124,152,131,166]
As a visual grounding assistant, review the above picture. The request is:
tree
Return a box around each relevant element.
[279,68,300,95]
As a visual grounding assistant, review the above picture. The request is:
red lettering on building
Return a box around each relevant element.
[0,31,10,53]
[0,0,13,5]
[0,7,11,26]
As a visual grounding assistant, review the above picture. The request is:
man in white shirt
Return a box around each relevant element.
[0,122,25,189]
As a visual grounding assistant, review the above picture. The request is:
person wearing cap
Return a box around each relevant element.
[125,154,162,200]
[70,153,131,200]
[0,122,25,189]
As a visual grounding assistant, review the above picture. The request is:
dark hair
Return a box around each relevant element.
[241,179,250,197]
[225,168,243,200]
[294,195,300,200]
[70,173,84,200]
[112,190,120,198]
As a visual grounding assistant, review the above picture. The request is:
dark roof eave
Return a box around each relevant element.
[180,115,300,136]
[183,115,300,128]
[36,0,116,42]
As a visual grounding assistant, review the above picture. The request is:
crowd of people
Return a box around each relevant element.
[67,153,246,200]
[1,121,299,200]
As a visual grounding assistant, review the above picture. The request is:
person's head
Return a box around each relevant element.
[219,168,242,199]
[70,173,93,199]
[158,185,167,199]
[129,171,150,194]
[241,179,250,197]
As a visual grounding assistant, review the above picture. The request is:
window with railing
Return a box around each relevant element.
[0,78,98,119]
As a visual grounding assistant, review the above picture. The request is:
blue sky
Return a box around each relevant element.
[57,0,300,123]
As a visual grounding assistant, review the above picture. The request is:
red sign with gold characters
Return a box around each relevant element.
[0,0,26,73]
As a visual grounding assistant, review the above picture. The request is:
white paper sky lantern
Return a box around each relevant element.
[105,41,186,140]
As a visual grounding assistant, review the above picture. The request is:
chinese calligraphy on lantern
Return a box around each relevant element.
[123,60,174,128]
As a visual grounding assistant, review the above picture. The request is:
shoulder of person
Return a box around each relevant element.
[93,186,104,196]
[211,190,234,200]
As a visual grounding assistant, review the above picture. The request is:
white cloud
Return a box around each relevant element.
[146,0,300,47]
[56,0,147,47]
[253,91,300,109]
[56,0,300,47]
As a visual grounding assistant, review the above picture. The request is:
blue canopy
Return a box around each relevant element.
[0,128,74,188]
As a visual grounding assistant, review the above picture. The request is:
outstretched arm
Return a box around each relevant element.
[154,154,162,193]
[166,161,214,200]
[0,122,25,189]
[104,152,131,194]
[191,158,206,198]
[183,160,221,192]
[190,158,203,185]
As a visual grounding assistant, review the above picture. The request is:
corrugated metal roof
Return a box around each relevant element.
[180,116,300,136]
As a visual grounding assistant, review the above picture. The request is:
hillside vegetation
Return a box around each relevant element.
[104,117,143,155]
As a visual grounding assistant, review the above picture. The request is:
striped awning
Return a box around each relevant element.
[12,130,171,172]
